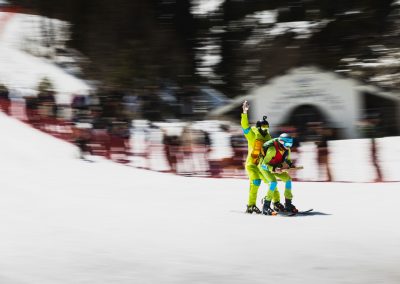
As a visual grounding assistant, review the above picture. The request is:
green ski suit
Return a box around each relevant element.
[241,113,272,206]
[258,138,294,203]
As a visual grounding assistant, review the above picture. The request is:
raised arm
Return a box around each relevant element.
[241,101,254,140]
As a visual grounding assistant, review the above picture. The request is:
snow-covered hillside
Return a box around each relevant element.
[0,10,91,103]
[0,113,399,284]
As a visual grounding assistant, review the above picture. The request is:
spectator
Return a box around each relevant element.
[71,95,89,122]
[0,83,10,115]
[357,113,383,182]
[163,132,181,173]
[230,129,247,172]
[122,91,140,120]
[25,96,40,125]
[109,120,131,164]
[37,78,57,118]
[73,122,92,159]
[307,122,333,182]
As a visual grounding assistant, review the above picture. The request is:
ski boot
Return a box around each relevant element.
[285,198,298,214]
[273,201,285,212]
[246,205,261,214]
[262,199,277,215]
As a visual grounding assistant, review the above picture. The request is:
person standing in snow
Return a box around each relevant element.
[258,133,298,215]
[0,83,11,115]
[241,100,272,214]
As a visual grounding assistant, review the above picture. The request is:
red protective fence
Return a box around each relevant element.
[3,98,131,164]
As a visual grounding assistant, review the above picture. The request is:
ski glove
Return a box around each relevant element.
[287,161,295,168]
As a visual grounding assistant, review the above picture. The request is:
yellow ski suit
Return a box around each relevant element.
[241,113,272,206]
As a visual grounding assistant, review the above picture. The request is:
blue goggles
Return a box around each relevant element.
[280,137,293,148]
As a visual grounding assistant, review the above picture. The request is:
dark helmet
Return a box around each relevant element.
[278,133,293,148]
[256,115,269,128]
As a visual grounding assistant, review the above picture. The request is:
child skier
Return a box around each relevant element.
[258,133,298,215]
[241,100,272,214]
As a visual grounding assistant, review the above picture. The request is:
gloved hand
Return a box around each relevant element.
[272,165,283,173]
[286,161,295,168]
[242,101,249,113]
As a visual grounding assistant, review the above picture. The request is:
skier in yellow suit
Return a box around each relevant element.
[258,134,298,215]
[241,100,272,214]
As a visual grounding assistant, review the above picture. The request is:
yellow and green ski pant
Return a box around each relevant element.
[245,164,268,206]
[258,164,293,202]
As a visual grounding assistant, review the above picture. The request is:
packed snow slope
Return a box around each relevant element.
[0,112,399,284]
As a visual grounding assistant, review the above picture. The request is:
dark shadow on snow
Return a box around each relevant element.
[231,210,331,217]
[279,211,331,217]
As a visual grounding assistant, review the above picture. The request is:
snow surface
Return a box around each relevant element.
[0,113,400,284]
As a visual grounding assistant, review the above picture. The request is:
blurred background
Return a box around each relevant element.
[0,0,399,182]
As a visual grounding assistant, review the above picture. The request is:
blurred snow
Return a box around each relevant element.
[252,10,277,24]
[191,0,225,15]
[0,11,91,103]
[0,44,91,103]
[245,19,331,45]
[0,13,69,52]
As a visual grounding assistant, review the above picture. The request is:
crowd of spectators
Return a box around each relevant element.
[0,79,390,181]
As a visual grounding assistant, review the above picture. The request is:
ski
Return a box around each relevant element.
[81,157,95,163]
[277,209,314,217]
[231,208,314,217]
